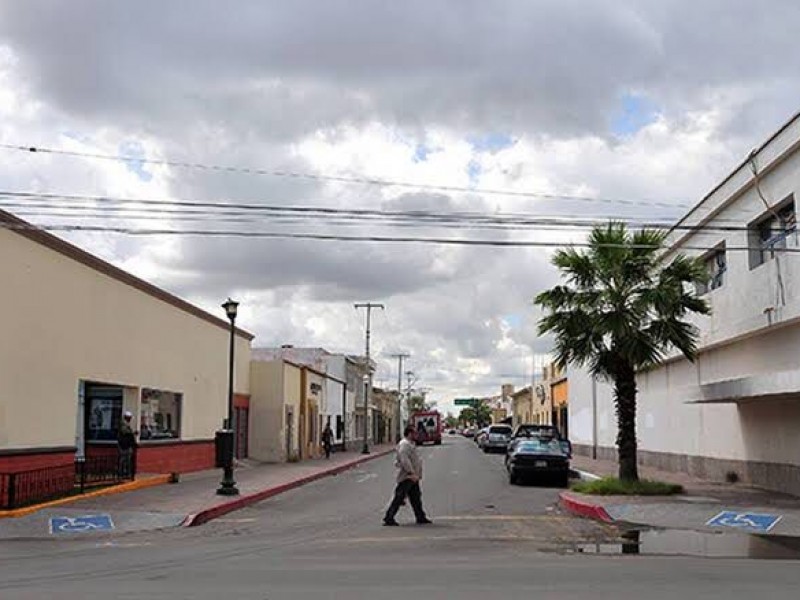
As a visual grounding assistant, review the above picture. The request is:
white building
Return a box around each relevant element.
[570,111,800,494]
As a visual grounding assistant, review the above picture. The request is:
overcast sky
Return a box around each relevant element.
[2,1,799,415]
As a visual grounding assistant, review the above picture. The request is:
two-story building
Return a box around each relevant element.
[570,110,800,494]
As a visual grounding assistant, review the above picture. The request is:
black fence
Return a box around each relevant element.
[0,454,135,510]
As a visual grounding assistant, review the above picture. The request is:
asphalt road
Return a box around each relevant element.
[1,436,799,599]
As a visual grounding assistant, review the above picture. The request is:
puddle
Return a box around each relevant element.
[567,528,800,559]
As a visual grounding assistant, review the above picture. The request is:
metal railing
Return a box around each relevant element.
[0,454,136,510]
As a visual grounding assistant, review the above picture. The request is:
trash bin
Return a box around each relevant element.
[215,429,235,468]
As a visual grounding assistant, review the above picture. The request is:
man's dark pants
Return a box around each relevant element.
[385,478,427,523]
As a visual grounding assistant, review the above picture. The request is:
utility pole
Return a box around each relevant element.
[390,352,410,443]
[355,302,384,454]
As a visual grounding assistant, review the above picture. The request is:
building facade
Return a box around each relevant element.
[0,210,253,475]
[569,111,800,494]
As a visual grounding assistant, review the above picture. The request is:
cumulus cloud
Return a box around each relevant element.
[1,0,799,413]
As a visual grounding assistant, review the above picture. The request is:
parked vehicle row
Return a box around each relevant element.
[466,422,573,487]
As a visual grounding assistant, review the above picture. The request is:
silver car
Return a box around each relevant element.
[482,425,513,453]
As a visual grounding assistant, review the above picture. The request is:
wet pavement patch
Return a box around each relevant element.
[561,528,800,559]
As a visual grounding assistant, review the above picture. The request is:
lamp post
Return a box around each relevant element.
[362,373,370,454]
[216,298,239,496]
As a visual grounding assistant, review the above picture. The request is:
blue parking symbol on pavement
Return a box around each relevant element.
[706,511,782,533]
[49,514,115,534]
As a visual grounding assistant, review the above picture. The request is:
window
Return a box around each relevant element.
[140,388,182,440]
[750,200,796,269]
[696,246,726,295]
[86,383,124,441]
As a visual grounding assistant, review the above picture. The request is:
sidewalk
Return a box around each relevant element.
[562,455,800,537]
[0,445,394,540]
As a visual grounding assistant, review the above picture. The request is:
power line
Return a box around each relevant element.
[2,219,797,253]
[0,190,769,234]
[0,143,693,209]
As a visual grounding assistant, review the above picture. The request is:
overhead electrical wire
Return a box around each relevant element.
[0,190,778,235]
[1,219,797,253]
[0,143,693,209]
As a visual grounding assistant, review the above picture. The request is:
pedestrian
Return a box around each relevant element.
[321,421,334,459]
[383,425,432,526]
[117,410,137,478]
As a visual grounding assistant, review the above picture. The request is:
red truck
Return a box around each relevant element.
[411,411,442,446]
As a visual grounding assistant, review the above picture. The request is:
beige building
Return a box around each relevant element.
[0,209,253,474]
[511,387,533,427]
[372,388,400,444]
[249,359,303,463]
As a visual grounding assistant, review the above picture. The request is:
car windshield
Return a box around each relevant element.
[516,438,563,453]
[489,426,511,434]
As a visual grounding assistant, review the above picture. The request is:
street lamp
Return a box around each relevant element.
[216,298,239,496]
[362,373,370,454]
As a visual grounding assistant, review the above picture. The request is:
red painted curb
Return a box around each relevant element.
[559,491,614,523]
[185,449,394,526]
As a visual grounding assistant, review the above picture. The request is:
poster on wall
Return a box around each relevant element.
[88,398,121,439]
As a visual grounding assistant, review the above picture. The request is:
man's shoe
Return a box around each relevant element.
[383,519,400,526]
[416,518,433,525]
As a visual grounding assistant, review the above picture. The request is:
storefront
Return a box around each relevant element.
[0,209,253,475]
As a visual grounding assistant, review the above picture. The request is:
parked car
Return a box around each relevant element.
[505,435,570,487]
[482,424,513,453]
[508,424,572,457]
[462,427,476,438]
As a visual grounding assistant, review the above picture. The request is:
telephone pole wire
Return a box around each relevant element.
[355,302,385,454]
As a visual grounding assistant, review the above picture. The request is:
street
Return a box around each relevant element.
[1,436,799,599]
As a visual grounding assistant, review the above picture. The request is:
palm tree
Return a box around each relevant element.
[535,223,710,482]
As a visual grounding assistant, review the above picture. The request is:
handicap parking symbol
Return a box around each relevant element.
[49,514,115,534]
[706,511,782,533]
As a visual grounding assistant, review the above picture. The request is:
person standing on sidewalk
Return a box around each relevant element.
[117,410,137,479]
[383,425,432,526]
[321,421,334,459]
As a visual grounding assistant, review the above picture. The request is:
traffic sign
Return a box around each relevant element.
[706,511,782,533]
[50,514,115,534]
[454,398,477,406]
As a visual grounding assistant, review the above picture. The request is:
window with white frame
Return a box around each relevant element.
[749,199,796,269]
[696,245,727,295]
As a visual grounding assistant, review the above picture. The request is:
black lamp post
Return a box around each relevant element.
[362,373,370,454]
[216,298,240,496]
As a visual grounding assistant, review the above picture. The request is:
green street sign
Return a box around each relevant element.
[454,398,477,406]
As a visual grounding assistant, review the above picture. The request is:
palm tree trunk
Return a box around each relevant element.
[614,361,639,482]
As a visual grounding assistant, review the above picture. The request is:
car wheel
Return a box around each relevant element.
[558,473,570,488]
[509,470,518,485]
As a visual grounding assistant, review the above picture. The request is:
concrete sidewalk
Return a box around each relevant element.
[0,445,394,540]
[562,455,800,537]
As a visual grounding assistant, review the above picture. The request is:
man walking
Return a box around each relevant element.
[383,425,432,526]
[321,420,334,459]
[118,410,137,478]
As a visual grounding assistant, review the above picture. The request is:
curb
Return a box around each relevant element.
[569,468,602,482]
[0,474,172,519]
[184,449,394,527]
[559,491,614,523]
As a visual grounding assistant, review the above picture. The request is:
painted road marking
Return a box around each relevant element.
[356,473,378,483]
[707,511,783,533]
[50,514,115,534]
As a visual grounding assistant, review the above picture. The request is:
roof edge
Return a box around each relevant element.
[0,209,255,341]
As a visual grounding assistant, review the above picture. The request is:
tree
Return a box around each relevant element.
[458,401,492,427]
[444,413,458,428]
[406,394,430,414]
[535,223,709,482]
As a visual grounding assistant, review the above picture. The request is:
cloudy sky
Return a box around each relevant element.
[2,0,800,415]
